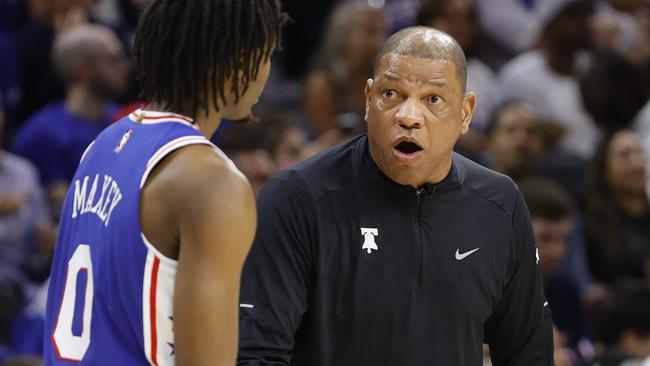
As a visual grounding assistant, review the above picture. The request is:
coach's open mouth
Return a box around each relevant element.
[394,141,423,154]
[392,139,424,162]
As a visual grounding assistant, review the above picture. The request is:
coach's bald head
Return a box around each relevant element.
[374,27,467,92]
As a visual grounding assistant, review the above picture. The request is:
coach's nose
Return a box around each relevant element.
[395,97,424,129]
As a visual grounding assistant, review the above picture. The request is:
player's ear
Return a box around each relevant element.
[364,79,373,122]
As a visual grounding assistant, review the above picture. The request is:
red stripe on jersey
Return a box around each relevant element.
[150,257,161,365]
[130,111,193,123]
[139,114,193,123]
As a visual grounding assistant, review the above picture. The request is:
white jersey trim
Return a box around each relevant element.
[142,250,176,366]
[80,141,95,163]
[139,136,213,189]
[139,135,214,265]
[128,109,197,130]
[140,234,178,268]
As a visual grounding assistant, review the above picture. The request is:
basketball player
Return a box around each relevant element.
[43,1,285,365]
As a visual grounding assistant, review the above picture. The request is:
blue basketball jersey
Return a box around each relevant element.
[44,109,220,365]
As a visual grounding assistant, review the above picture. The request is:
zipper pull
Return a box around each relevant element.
[416,187,424,203]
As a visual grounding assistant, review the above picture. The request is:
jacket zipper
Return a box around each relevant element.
[415,188,424,285]
[415,185,437,285]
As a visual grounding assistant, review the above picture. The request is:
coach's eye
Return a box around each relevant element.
[382,89,396,98]
[426,95,440,104]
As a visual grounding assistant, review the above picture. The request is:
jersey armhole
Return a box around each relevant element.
[139,136,214,265]
[80,141,95,163]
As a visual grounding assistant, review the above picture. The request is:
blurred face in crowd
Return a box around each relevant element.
[488,103,543,178]
[87,35,130,100]
[544,3,593,53]
[623,332,650,359]
[607,0,646,12]
[231,149,276,197]
[365,53,474,187]
[28,0,98,21]
[606,130,647,195]
[274,126,307,170]
[532,217,572,276]
[426,0,479,52]
[345,8,387,74]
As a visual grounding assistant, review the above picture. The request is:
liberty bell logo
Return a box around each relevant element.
[361,228,379,254]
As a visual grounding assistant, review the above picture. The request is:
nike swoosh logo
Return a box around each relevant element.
[455,248,480,260]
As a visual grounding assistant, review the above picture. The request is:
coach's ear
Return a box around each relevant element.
[460,91,476,135]
[364,78,373,122]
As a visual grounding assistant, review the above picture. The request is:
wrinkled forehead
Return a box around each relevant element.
[375,54,460,89]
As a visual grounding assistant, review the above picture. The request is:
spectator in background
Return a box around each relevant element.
[591,282,650,366]
[482,101,544,182]
[580,51,649,135]
[585,130,650,283]
[254,108,308,170]
[13,24,128,216]
[303,1,387,134]
[0,96,54,349]
[15,0,100,128]
[219,123,277,197]
[416,0,498,136]
[520,179,589,351]
[592,0,650,64]
[484,99,589,204]
[499,0,600,159]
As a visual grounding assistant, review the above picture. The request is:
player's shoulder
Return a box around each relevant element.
[453,152,520,214]
[167,143,245,189]
[158,146,252,216]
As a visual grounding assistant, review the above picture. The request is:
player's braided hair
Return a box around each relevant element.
[133,0,287,117]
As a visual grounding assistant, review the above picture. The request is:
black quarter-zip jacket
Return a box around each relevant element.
[238,135,553,366]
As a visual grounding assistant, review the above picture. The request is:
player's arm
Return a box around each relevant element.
[237,175,314,365]
[484,190,554,366]
[163,146,256,366]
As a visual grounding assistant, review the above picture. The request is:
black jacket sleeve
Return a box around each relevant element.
[237,176,314,365]
[484,191,554,365]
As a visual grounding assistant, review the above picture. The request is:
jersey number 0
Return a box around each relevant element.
[51,244,95,361]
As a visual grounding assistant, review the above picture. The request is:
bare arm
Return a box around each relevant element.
[146,145,256,366]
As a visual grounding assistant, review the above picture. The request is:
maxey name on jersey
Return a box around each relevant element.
[71,174,123,226]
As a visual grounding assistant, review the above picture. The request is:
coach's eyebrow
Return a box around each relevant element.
[383,73,400,82]
[424,79,447,88]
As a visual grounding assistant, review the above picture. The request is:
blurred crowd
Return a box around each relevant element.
[0,0,650,365]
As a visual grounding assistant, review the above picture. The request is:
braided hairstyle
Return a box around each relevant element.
[133,0,287,117]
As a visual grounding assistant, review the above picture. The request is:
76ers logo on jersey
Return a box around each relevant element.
[115,129,133,153]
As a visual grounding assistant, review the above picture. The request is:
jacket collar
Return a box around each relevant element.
[355,134,461,194]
